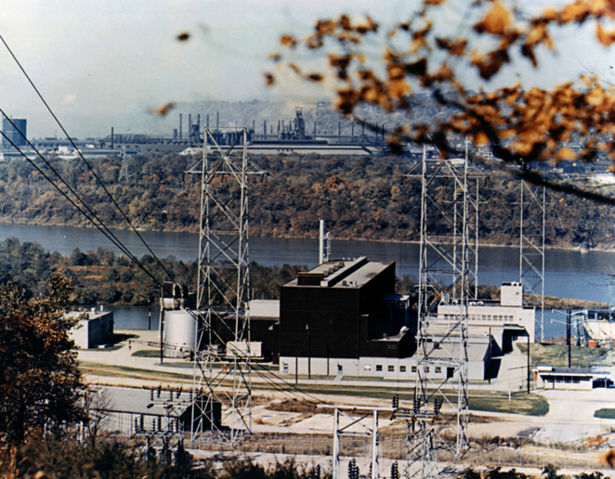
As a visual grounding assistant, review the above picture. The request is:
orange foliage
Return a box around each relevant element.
[267,1,615,174]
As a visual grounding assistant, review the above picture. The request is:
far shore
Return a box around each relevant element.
[0,219,613,255]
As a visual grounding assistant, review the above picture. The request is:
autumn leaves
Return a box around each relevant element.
[268,1,615,170]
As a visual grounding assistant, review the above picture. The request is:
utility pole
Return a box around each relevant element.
[567,309,572,368]
[306,323,311,379]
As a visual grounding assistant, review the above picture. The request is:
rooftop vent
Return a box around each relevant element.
[297,272,323,286]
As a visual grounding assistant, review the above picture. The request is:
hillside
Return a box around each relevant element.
[0,152,610,250]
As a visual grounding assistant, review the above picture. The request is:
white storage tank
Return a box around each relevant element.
[164,310,198,350]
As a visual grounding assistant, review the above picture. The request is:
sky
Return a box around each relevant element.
[1,0,613,138]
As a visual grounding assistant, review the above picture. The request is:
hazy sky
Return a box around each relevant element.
[1,0,611,138]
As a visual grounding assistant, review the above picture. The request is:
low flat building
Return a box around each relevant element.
[534,365,612,390]
[67,308,114,349]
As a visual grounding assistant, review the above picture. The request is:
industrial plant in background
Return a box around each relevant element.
[1,117,27,148]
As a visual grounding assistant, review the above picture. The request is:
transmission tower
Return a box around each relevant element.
[118,146,129,184]
[519,182,545,342]
[186,127,263,445]
[409,143,479,477]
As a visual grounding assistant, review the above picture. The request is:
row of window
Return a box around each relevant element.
[442,313,515,322]
[281,362,446,375]
[372,365,442,374]
[374,364,406,372]
[543,375,588,384]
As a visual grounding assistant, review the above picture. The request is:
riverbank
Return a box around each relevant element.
[0,218,613,254]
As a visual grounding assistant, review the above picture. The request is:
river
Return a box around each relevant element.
[0,223,611,337]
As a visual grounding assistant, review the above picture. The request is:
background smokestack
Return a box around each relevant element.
[179,113,183,139]
[319,220,326,264]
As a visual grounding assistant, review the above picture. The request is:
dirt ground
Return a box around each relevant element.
[80,330,615,476]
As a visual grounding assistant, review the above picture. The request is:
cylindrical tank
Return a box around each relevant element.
[164,310,198,350]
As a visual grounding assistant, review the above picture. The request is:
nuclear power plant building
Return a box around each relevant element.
[278,257,414,377]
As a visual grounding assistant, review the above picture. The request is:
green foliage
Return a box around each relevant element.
[0,237,308,305]
[518,342,609,369]
[0,274,84,445]
[594,408,615,419]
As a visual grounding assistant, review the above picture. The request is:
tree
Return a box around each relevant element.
[0,273,84,445]
[82,387,112,448]
[268,1,615,204]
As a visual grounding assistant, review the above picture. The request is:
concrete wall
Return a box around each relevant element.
[279,355,488,381]
[437,303,535,343]
[70,311,113,349]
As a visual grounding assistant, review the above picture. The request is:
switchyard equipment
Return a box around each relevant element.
[408,142,481,478]
[324,404,395,479]
[186,127,264,445]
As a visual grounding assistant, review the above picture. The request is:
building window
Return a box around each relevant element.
[435,366,441,373]
[376,365,383,372]
[411,366,417,373]
[424,366,430,373]
[400,365,406,372]
[388,365,395,372]
[337,364,343,374]
[282,363,288,374]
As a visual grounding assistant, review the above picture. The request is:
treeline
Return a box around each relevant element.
[0,238,305,305]
[0,152,612,248]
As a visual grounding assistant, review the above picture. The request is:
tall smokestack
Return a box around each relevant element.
[206,114,210,128]
[110,126,114,149]
[179,113,183,139]
[197,114,201,131]
[216,111,219,129]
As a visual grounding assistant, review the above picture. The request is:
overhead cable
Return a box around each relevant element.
[0,32,176,282]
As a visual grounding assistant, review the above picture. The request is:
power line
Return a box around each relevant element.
[0,32,176,283]
[0,127,167,291]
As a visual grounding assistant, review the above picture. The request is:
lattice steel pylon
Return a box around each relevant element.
[186,127,263,445]
[519,182,545,342]
[409,143,478,477]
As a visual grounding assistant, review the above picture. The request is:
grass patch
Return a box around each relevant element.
[79,361,548,416]
[518,342,609,368]
[469,392,549,416]
[131,349,162,358]
[79,362,192,383]
[594,408,615,419]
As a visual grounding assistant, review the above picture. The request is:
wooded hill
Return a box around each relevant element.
[0,152,611,250]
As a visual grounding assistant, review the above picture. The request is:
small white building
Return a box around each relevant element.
[534,365,611,391]
[436,282,535,344]
[67,309,114,349]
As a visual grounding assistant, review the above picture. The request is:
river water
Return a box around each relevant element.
[0,223,612,337]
